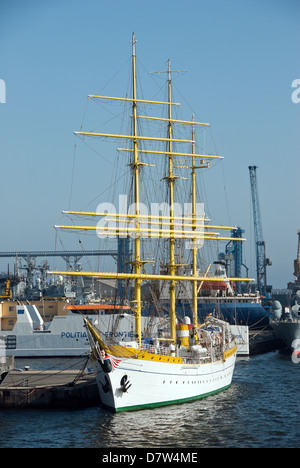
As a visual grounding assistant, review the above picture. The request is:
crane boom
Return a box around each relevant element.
[249,166,271,295]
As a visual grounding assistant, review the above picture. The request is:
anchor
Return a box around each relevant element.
[120,374,132,393]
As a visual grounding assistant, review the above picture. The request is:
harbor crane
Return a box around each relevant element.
[248,166,271,296]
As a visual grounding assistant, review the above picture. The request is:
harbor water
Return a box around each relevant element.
[0,352,299,448]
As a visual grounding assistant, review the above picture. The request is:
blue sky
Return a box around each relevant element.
[0,0,299,288]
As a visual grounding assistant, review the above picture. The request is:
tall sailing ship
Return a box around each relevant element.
[50,34,252,412]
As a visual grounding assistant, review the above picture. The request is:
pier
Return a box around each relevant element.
[0,368,99,409]
[249,328,283,355]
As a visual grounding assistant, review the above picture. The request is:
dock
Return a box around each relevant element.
[249,328,283,355]
[0,369,100,409]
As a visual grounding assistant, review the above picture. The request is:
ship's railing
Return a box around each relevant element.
[142,342,173,356]
[141,341,214,362]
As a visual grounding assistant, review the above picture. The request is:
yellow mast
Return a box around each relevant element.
[167,59,176,344]
[131,32,142,346]
[173,116,211,334]
[150,59,184,344]
[190,119,210,332]
[191,121,198,331]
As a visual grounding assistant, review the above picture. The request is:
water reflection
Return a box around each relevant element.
[82,383,243,448]
[81,353,300,449]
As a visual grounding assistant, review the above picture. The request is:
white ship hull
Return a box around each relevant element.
[94,346,237,412]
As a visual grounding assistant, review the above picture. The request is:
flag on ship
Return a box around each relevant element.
[108,355,121,369]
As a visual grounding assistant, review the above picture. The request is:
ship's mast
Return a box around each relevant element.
[131,32,142,345]
[190,121,210,331]
[153,59,188,343]
[167,59,176,343]
[154,59,186,343]
[175,116,211,333]
[191,120,198,329]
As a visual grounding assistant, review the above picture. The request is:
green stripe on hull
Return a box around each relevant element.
[107,384,231,413]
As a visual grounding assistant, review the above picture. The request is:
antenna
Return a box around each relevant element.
[151,58,187,79]
[130,32,137,56]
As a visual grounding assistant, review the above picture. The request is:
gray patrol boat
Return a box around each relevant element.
[270,293,300,353]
